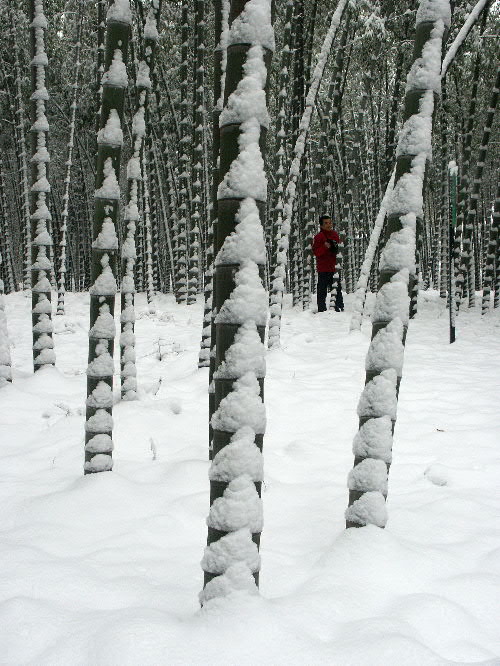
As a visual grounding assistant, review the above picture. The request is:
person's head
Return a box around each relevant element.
[319,215,333,231]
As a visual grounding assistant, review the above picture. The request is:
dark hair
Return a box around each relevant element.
[319,214,332,227]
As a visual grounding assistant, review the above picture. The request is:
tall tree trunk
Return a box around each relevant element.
[9,0,32,290]
[461,66,499,309]
[481,184,499,314]
[206,0,230,452]
[29,0,56,371]
[84,0,131,474]
[0,274,12,386]
[201,0,273,605]
[57,2,84,315]
[0,158,16,294]
[175,0,191,304]
[188,0,206,305]
[345,0,451,528]
[453,48,482,310]
[120,0,162,400]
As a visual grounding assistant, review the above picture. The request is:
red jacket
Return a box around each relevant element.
[312,229,340,272]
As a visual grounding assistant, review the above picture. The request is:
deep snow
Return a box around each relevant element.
[0,290,499,665]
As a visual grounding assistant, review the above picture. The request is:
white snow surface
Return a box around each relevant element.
[0,290,499,664]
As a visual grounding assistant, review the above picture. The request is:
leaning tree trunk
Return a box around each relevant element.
[29,0,56,371]
[200,0,274,606]
[345,0,451,529]
[84,0,131,474]
[349,172,396,332]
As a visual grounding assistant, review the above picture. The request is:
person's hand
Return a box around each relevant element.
[324,241,331,248]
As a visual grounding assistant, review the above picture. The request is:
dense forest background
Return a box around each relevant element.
[0,0,497,307]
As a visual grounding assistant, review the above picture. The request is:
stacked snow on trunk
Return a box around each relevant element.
[345,0,450,528]
[175,1,191,305]
[120,1,160,400]
[29,0,55,371]
[0,276,12,386]
[267,0,293,347]
[202,0,272,606]
[200,0,229,369]
[85,0,131,474]
[188,0,207,306]
[56,8,82,316]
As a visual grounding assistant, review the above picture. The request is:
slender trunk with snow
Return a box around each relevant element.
[440,0,491,79]
[0,158,16,294]
[348,171,396,332]
[205,0,229,449]
[460,66,499,309]
[57,3,83,315]
[188,0,206,305]
[345,0,450,529]
[29,0,56,372]
[84,0,131,474]
[268,0,292,300]
[200,0,273,605]
[453,49,482,310]
[0,274,12,387]
[9,0,32,291]
[120,0,161,400]
[268,0,349,349]
[438,83,450,299]
[175,1,191,304]
[481,184,499,314]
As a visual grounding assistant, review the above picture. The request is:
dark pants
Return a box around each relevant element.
[317,272,344,312]
[317,272,334,312]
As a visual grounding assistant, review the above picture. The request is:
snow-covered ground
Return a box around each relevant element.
[0,290,499,665]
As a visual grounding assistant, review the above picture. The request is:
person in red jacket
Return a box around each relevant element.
[312,215,341,312]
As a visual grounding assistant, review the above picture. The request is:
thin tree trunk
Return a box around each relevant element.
[29,0,56,371]
[461,66,499,309]
[84,0,131,474]
[57,2,84,315]
[481,184,499,314]
[0,158,16,294]
[120,0,162,400]
[9,0,32,290]
[0,276,12,386]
